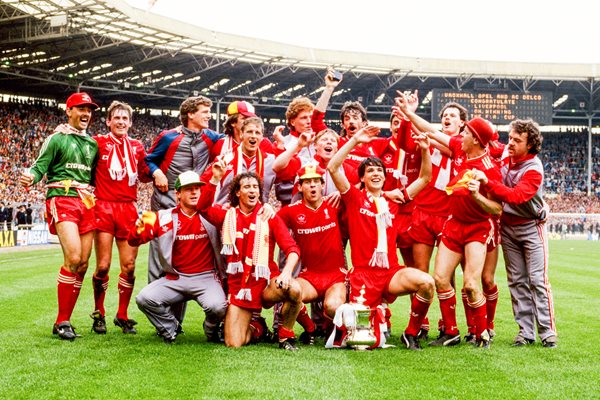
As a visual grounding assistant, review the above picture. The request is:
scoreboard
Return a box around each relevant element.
[431,89,553,125]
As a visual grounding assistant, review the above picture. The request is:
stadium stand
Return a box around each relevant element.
[1,100,598,222]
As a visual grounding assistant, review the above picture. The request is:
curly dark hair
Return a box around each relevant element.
[358,157,386,189]
[510,119,543,154]
[228,172,263,207]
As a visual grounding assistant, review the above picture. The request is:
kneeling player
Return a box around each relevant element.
[198,164,304,350]
[278,165,347,344]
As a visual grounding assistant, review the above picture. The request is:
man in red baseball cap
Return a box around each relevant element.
[214,100,273,157]
[66,92,99,110]
[20,91,99,340]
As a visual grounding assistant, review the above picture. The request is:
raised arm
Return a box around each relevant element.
[395,91,451,149]
[315,67,342,113]
[327,125,381,193]
[405,132,433,200]
[272,131,314,173]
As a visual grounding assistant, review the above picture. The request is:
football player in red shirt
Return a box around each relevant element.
[278,165,347,344]
[198,162,303,351]
[91,101,148,334]
[328,125,435,350]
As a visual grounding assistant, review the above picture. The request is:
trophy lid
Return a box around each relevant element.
[353,285,369,309]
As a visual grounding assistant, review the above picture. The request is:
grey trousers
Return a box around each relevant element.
[501,220,557,341]
[136,271,227,341]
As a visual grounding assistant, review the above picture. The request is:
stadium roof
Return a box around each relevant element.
[2,0,600,125]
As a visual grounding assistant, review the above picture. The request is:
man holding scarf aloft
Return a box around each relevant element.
[90,101,149,335]
[327,125,435,351]
[198,161,303,351]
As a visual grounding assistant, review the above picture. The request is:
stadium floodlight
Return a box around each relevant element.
[553,94,568,108]
[49,14,67,27]
[421,91,433,105]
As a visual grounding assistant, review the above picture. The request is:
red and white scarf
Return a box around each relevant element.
[388,140,408,187]
[221,206,270,301]
[107,133,138,186]
[225,146,265,181]
[367,192,392,268]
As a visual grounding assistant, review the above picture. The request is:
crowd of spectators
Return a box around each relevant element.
[538,129,600,195]
[1,99,599,232]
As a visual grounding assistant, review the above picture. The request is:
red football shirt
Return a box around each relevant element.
[171,210,215,274]
[341,186,400,270]
[93,134,146,202]
[278,200,345,273]
[447,136,502,223]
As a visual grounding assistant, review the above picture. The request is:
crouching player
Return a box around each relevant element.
[198,162,304,351]
[278,165,348,344]
[129,171,227,343]
[328,125,435,350]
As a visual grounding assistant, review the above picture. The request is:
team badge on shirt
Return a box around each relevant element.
[324,208,330,220]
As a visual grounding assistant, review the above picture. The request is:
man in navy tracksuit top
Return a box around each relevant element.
[144,96,223,283]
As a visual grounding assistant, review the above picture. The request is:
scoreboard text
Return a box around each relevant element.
[431,90,552,125]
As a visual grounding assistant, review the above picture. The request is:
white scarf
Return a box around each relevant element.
[221,207,270,301]
[368,193,393,268]
[107,133,138,186]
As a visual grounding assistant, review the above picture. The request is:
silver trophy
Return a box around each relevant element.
[346,285,377,350]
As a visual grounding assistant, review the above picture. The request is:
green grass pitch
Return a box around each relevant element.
[0,240,599,399]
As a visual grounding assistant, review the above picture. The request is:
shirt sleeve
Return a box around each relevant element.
[448,136,462,158]
[311,110,328,134]
[127,211,159,247]
[270,215,300,257]
[144,131,170,176]
[260,138,275,154]
[275,156,301,181]
[398,120,417,153]
[487,170,542,205]
[30,134,59,183]
[196,183,226,227]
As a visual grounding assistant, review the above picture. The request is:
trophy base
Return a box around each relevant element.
[350,344,372,351]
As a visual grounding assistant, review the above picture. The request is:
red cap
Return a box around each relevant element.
[297,164,325,180]
[227,101,256,117]
[466,117,494,147]
[66,92,99,109]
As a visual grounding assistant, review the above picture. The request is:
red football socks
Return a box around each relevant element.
[467,296,488,339]
[92,274,109,316]
[438,289,458,335]
[278,326,295,341]
[56,267,76,324]
[296,304,315,333]
[405,293,432,336]
[117,273,135,320]
[484,285,499,330]
[462,289,475,335]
